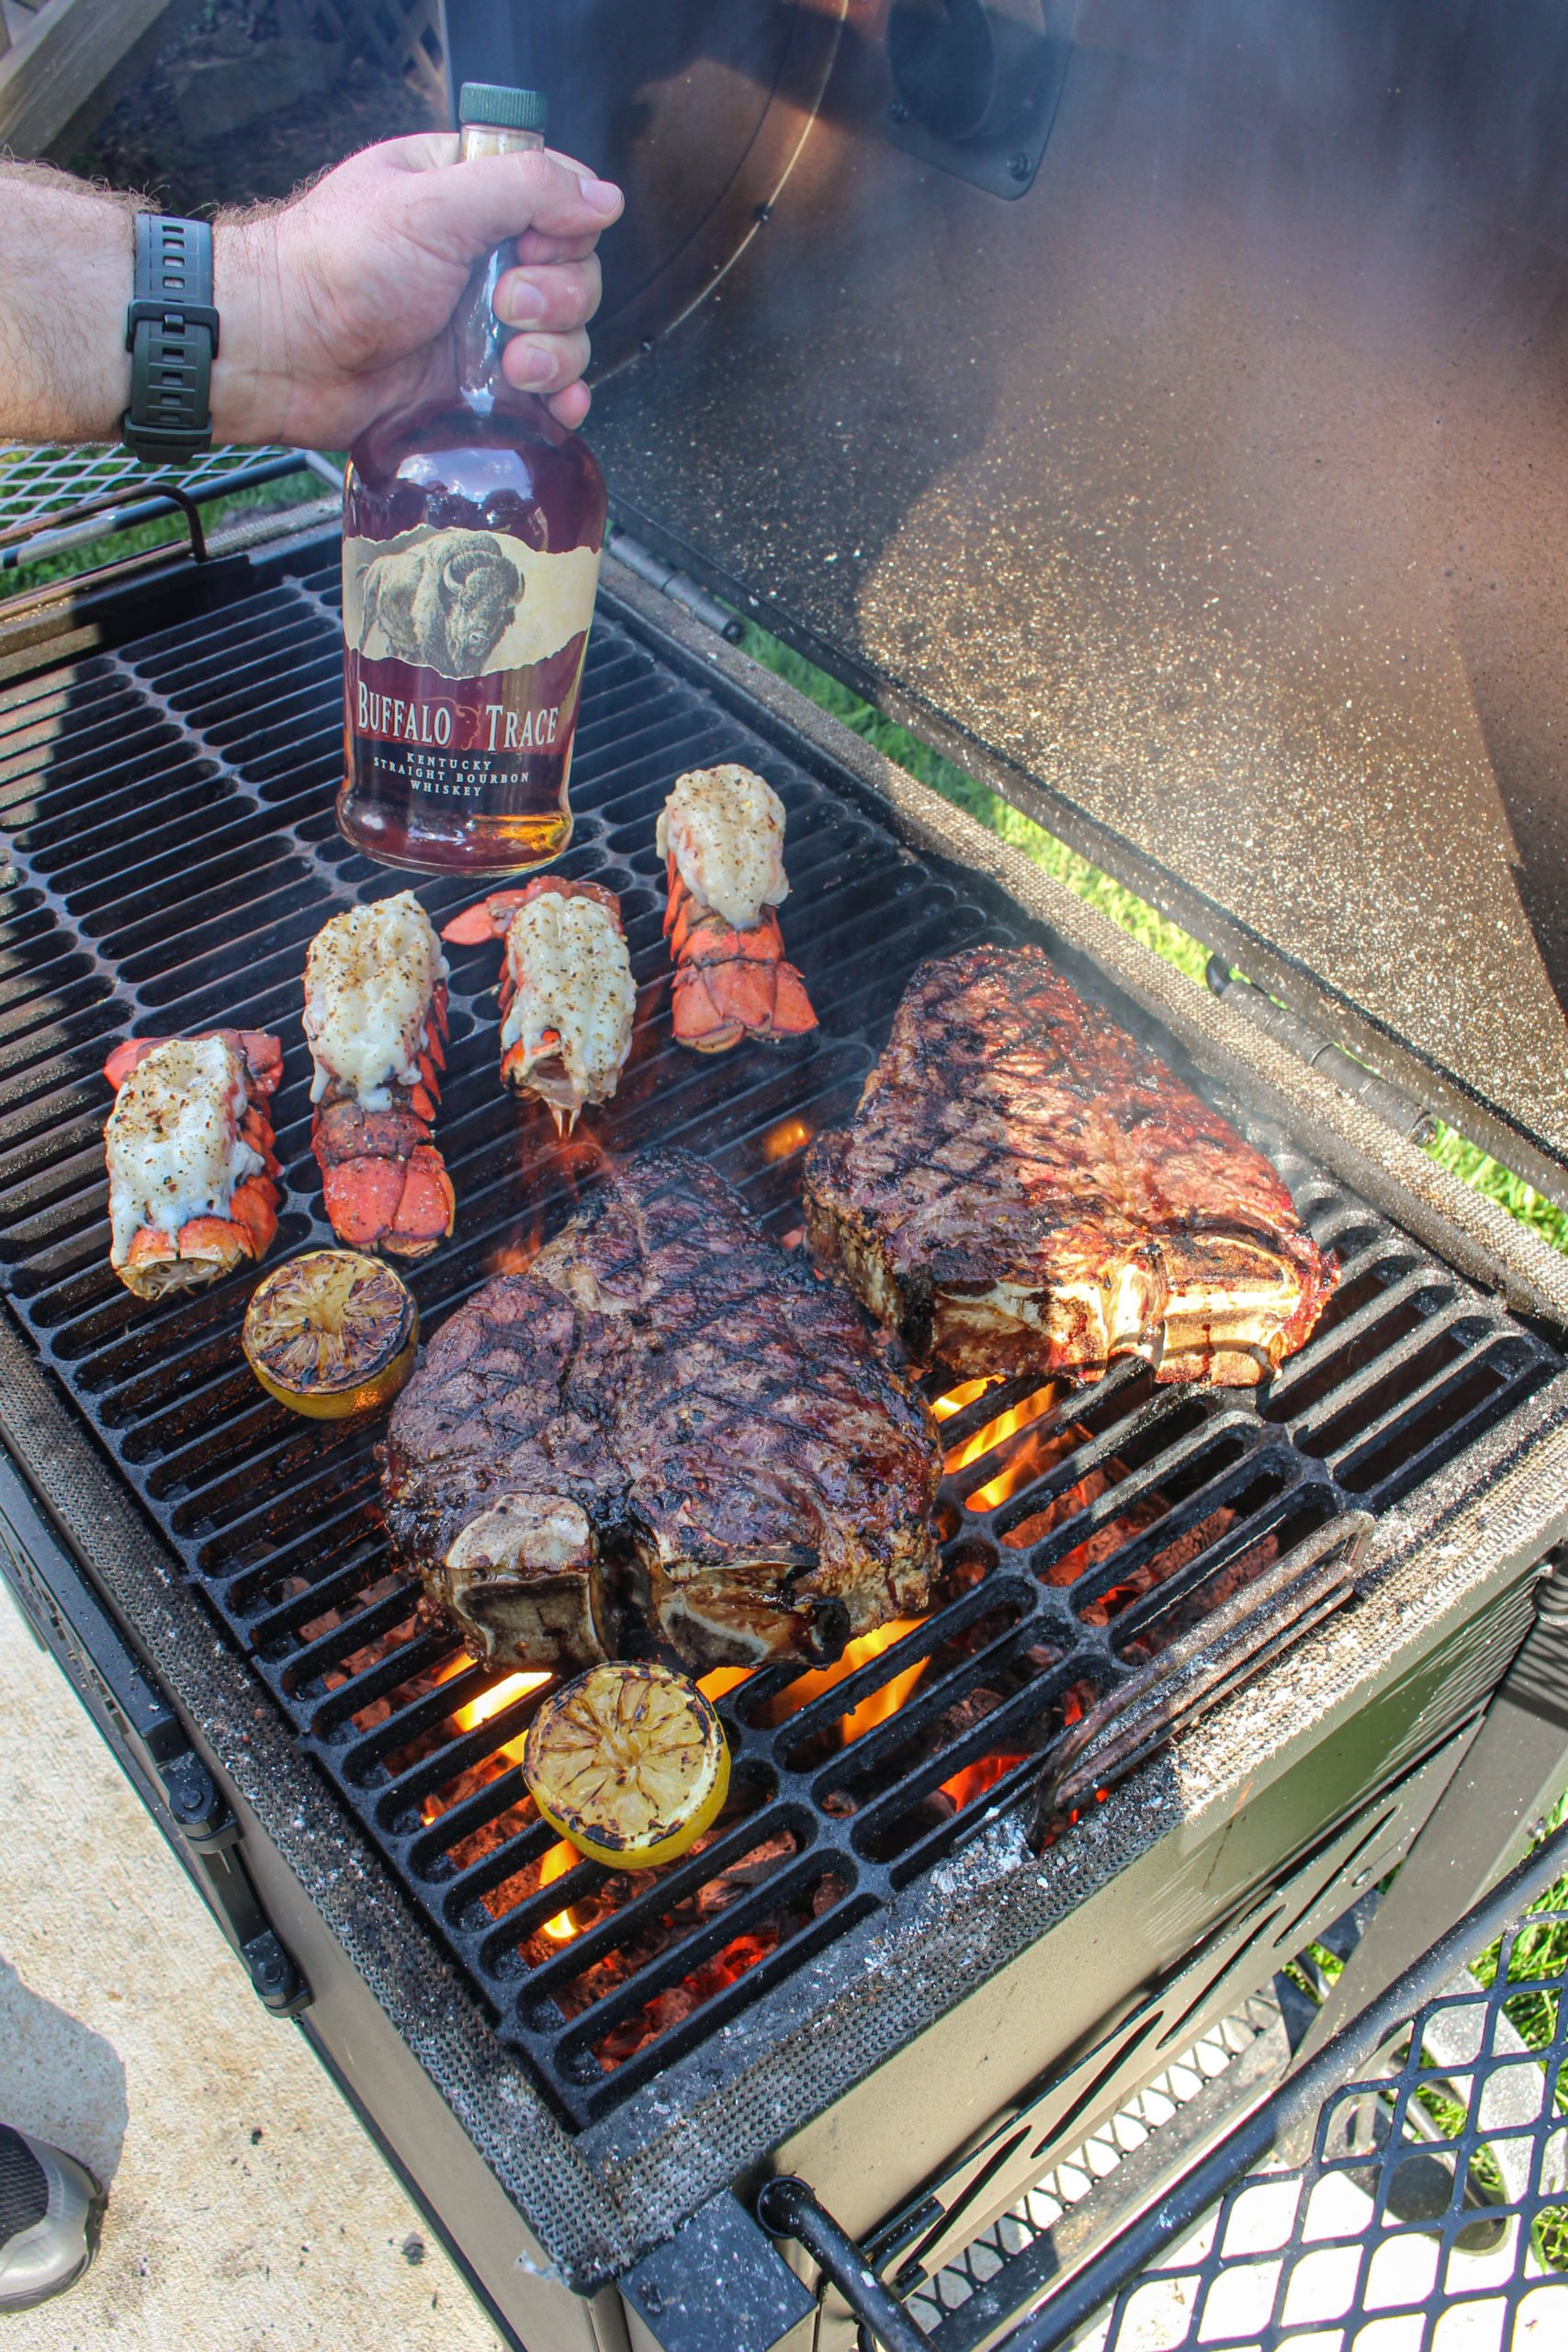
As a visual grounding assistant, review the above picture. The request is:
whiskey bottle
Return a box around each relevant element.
[338,83,607,875]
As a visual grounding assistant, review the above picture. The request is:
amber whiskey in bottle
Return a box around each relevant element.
[338,84,607,875]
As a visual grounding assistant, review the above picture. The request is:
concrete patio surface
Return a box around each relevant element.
[0,1576,504,2350]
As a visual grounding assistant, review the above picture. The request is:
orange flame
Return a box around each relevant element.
[491,1231,544,1276]
[932,1377,998,1421]
[538,1838,581,1942]
[947,1387,1065,1510]
[840,1645,929,1741]
[454,1670,551,1738]
[943,1385,1056,1476]
[761,1114,813,1163]
[697,1667,754,1701]
[417,1660,546,1835]
[766,1619,929,1739]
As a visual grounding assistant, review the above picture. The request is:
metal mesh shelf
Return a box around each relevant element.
[1077,1907,1568,2352]
[908,1996,1287,2340]
[0,442,302,528]
[0,442,337,593]
[759,1826,1568,2352]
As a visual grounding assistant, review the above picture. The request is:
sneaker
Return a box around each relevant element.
[0,2124,105,2312]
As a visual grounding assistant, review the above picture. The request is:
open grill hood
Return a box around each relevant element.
[465,0,1568,1204]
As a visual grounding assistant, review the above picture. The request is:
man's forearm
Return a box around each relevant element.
[0,135,615,455]
[0,164,278,448]
[0,164,143,442]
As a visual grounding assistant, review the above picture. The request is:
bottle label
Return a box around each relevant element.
[342,525,601,811]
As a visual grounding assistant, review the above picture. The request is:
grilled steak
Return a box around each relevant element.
[383,1150,939,1674]
[803,946,1335,1386]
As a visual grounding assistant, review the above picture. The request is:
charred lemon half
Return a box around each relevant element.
[523,1663,730,1870]
[243,1250,417,1419]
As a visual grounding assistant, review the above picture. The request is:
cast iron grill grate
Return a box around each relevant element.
[0,553,1558,2125]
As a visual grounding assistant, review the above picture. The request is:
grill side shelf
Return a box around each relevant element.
[0,1434,309,2017]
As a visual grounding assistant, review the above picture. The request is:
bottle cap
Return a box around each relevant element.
[459,84,548,134]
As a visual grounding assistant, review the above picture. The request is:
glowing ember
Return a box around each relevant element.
[940,1753,1024,1811]
[594,1926,789,2067]
[538,1838,581,1942]
[761,1114,812,1162]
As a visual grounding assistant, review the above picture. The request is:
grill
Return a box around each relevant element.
[3,527,1568,2349]
[1,538,1561,2116]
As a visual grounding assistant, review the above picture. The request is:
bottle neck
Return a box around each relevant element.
[456,122,547,412]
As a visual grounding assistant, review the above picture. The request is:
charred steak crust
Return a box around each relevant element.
[802,946,1336,1387]
[383,1150,940,1674]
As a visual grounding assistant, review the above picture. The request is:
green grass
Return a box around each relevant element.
[738,621,1568,1260]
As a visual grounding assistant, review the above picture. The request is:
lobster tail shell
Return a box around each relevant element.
[663,867,818,1053]
[312,994,455,1259]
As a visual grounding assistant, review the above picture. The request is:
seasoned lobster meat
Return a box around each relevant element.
[104,1030,282,1300]
[804,946,1337,1387]
[383,1151,939,1675]
[441,876,633,1132]
[655,764,817,1051]
[304,891,455,1259]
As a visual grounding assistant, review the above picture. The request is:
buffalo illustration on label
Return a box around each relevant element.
[355,529,524,681]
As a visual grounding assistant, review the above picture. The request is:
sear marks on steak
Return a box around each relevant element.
[383,1150,940,1675]
[802,946,1336,1388]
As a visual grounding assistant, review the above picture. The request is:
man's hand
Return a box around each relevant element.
[0,140,620,453]
[213,134,623,448]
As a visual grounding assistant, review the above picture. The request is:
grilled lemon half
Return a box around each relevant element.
[524,1663,731,1870]
[243,1250,418,1419]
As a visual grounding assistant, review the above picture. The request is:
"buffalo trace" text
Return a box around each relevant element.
[354,680,563,752]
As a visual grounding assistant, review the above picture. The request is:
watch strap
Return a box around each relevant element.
[122,216,218,468]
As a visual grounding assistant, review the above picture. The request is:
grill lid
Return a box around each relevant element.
[500,0,1568,1196]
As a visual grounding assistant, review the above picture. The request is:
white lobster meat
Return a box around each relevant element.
[442,876,634,1133]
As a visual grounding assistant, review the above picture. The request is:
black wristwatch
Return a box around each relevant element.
[121,215,220,468]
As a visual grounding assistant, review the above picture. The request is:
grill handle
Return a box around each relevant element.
[1206,960,1435,1144]
[757,2175,936,2351]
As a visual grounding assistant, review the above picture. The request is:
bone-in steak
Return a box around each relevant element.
[802,946,1335,1386]
[383,1150,939,1674]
